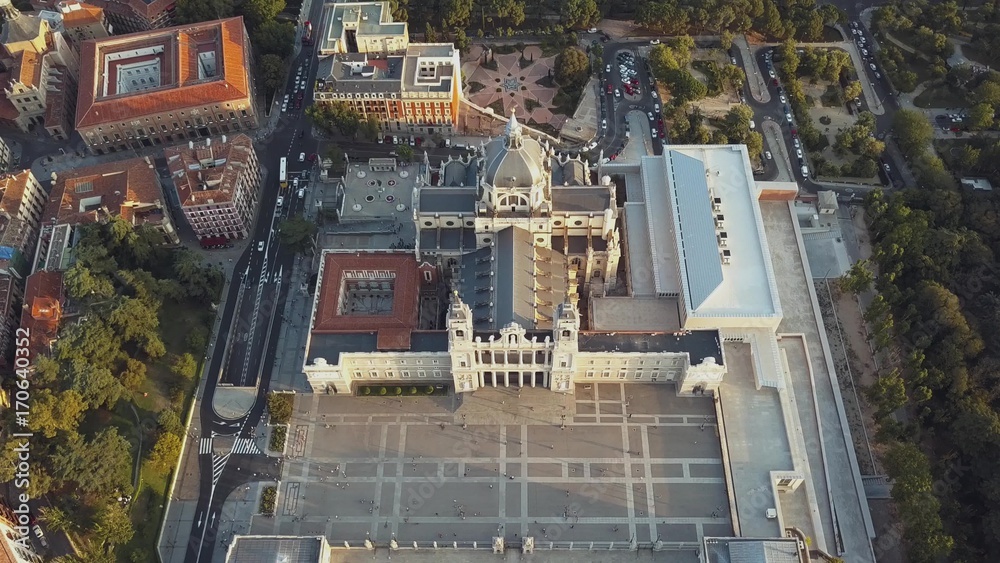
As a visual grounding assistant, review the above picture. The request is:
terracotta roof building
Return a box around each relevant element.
[75,16,259,155]
[314,3,460,135]
[17,269,63,363]
[32,0,173,34]
[32,156,178,270]
[45,0,110,54]
[0,0,80,139]
[164,134,261,240]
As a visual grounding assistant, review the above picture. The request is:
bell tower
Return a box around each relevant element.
[447,291,478,393]
[550,302,579,393]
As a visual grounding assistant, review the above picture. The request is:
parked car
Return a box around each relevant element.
[765,151,772,160]
[276,196,284,207]
[32,525,46,549]
[785,112,793,123]
[299,152,306,162]
[650,39,661,45]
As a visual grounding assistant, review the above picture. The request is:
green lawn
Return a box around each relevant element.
[914,83,970,109]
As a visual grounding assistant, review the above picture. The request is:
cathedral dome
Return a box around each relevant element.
[482,110,545,188]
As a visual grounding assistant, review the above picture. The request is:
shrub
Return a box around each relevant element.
[424,386,434,395]
[362,387,371,396]
[260,487,277,515]
[379,387,388,396]
[394,387,403,395]
[269,425,287,452]
[267,392,294,424]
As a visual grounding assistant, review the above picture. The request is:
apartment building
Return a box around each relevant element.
[33,0,173,33]
[33,156,177,271]
[40,0,111,55]
[0,169,46,365]
[75,16,259,155]
[313,2,460,135]
[0,0,80,139]
[164,134,261,241]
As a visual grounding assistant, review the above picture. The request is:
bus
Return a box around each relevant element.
[279,157,287,188]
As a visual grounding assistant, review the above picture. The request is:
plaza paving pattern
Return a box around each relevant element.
[252,384,733,549]
[463,45,567,130]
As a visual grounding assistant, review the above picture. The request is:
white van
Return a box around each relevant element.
[749,120,756,130]
[297,188,305,198]
[800,165,809,177]
[292,177,299,189]
[276,196,284,207]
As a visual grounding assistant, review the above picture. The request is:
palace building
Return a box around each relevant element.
[301,112,793,396]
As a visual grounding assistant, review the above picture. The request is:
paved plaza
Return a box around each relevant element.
[248,384,732,551]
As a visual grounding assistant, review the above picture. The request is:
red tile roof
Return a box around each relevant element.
[61,2,105,27]
[75,17,252,129]
[164,133,256,207]
[19,270,63,362]
[43,156,166,226]
[313,252,420,350]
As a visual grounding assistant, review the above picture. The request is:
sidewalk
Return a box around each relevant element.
[735,35,770,105]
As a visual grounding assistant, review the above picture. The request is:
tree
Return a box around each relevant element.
[778,39,799,78]
[555,47,589,89]
[893,109,934,159]
[967,102,996,130]
[30,389,86,438]
[39,506,76,534]
[259,54,286,93]
[158,409,184,437]
[147,432,182,473]
[252,20,296,59]
[424,22,437,42]
[174,0,232,24]
[70,360,125,410]
[359,115,381,142]
[975,80,1000,107]
[63,264,115,301]
[840,259,874,294]
[866,369,908,419]
[51,429,133,497]
[267,391,294,424]
[277,217,318,254]
[844,80,862,102]
[396,144,414,162]
[94,503,134,548]
[171,353,198,380]
[242,0,285,28]
[665,69,707,103]
[442,0,473,28]
[720,30,734,51]
[453,28,471,54]
[325,145,347,175]
[561,0,600,29]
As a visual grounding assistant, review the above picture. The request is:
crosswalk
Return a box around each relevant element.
[199,438,212,455]
[212,454,230,485]
[232,437,262,455]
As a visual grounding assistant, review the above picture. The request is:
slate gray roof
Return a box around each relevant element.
[669,150,724,311]
[419,188,477,213]
[577,329,723,366]
[551,158,588,186]
[551,186,611,212]
[226,536,323,563]
[419,228,476,251]
[704,538,803,563]
[457,246,495,328]
[442,159,478,187]
[493,227,536,329]
[483,136,545,188]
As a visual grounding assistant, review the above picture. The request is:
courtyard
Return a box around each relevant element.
[251,384,732,550]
